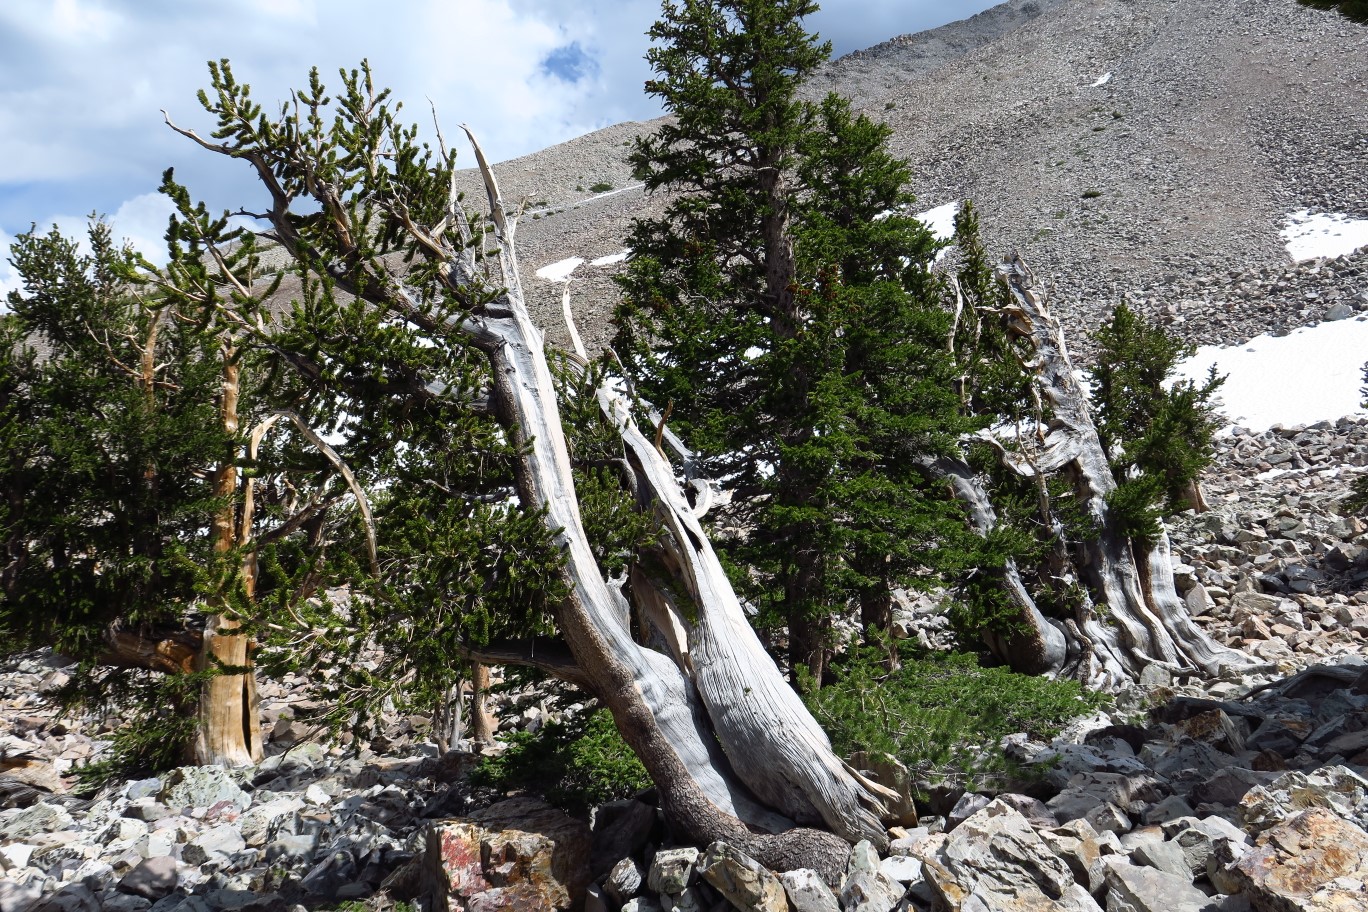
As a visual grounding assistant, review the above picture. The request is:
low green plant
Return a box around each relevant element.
[588,181,614,193]
[65,668,207,791]
[806,643,1106,793]
[471,705,650,815]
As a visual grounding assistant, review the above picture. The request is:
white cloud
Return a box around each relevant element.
[0,1,1000,239]
[107,193,177,264]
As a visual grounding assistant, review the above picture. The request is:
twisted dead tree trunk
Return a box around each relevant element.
[444,138,892,868]
[165,89,893,873]
[953,255,1253,688]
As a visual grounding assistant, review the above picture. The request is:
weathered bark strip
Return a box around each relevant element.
[989,255,1253,687]
[597,375,895,845]
[920,455,1068,676]
[195,351,262,767]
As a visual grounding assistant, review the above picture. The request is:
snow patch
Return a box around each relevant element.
[1281,210,1368,263]
[535,256,583,282]
[591,250,628,267]
[916,201,960,242]
[1091,72,1113,88]
[1174,318,1368,432]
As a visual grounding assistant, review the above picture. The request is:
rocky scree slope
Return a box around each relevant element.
[5,422,1368,911]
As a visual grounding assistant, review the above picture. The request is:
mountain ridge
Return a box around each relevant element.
[468,0,1368,362]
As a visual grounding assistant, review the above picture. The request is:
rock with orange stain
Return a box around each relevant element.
[1229,807,1368,911]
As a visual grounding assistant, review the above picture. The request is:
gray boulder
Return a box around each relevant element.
[604,857,644,905]
[922,799,1103,911]
[696,842,787,912]
[1239,765,1368,833]
[118,856,181,900]
[182,825,247,867]
[1101,857,1235,912]
[1230,807,1368,911]
[1129,839,1193,880]
[158,768,249,813]
[780,868,840,912]
[839,840,903,912]
[0,802,73,839]
[647,847,699,895]
[29,883,100,912]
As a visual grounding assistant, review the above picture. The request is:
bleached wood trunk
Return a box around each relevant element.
[982,255,1253,688]
[920,455,1069,676]
[457,157,889,866]
[410,138,892,870]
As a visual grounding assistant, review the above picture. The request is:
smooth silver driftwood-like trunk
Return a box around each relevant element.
[452,138,893,861]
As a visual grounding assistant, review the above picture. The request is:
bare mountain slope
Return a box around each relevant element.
[801,0,1069,107]
[466,0,1368,359]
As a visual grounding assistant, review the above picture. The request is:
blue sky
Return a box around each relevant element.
[0,0,1000,292]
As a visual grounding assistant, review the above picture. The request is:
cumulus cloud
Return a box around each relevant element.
[0,0,999,242]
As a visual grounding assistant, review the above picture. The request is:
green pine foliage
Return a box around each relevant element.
[0,220,253,772]
[0,222,229,659]
[471,706,651,815]
[1342,364,1368,515]
[1090,303,1224,535]
[161,60,658,745]
[807,642,1106,791]
[613,0,978,676]
[934,204,1072,641]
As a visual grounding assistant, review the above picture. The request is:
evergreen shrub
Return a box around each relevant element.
[806,643,1107,792]
[471,706,651,815]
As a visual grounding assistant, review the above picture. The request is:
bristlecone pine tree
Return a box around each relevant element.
[613,0,981,687]
[0,218,296,770]
[1091,302,1224,519]
[939,221,1251,687]
[1,221,239,771]
[157,49,899,872]
[0,200,402,772]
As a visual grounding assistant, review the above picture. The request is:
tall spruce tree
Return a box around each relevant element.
[613,0,975,685]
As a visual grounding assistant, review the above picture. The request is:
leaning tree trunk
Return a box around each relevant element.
[919,454,1069,676]
[975,255,1254,688]
[450,138,892,871]
[469,662,497,745]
